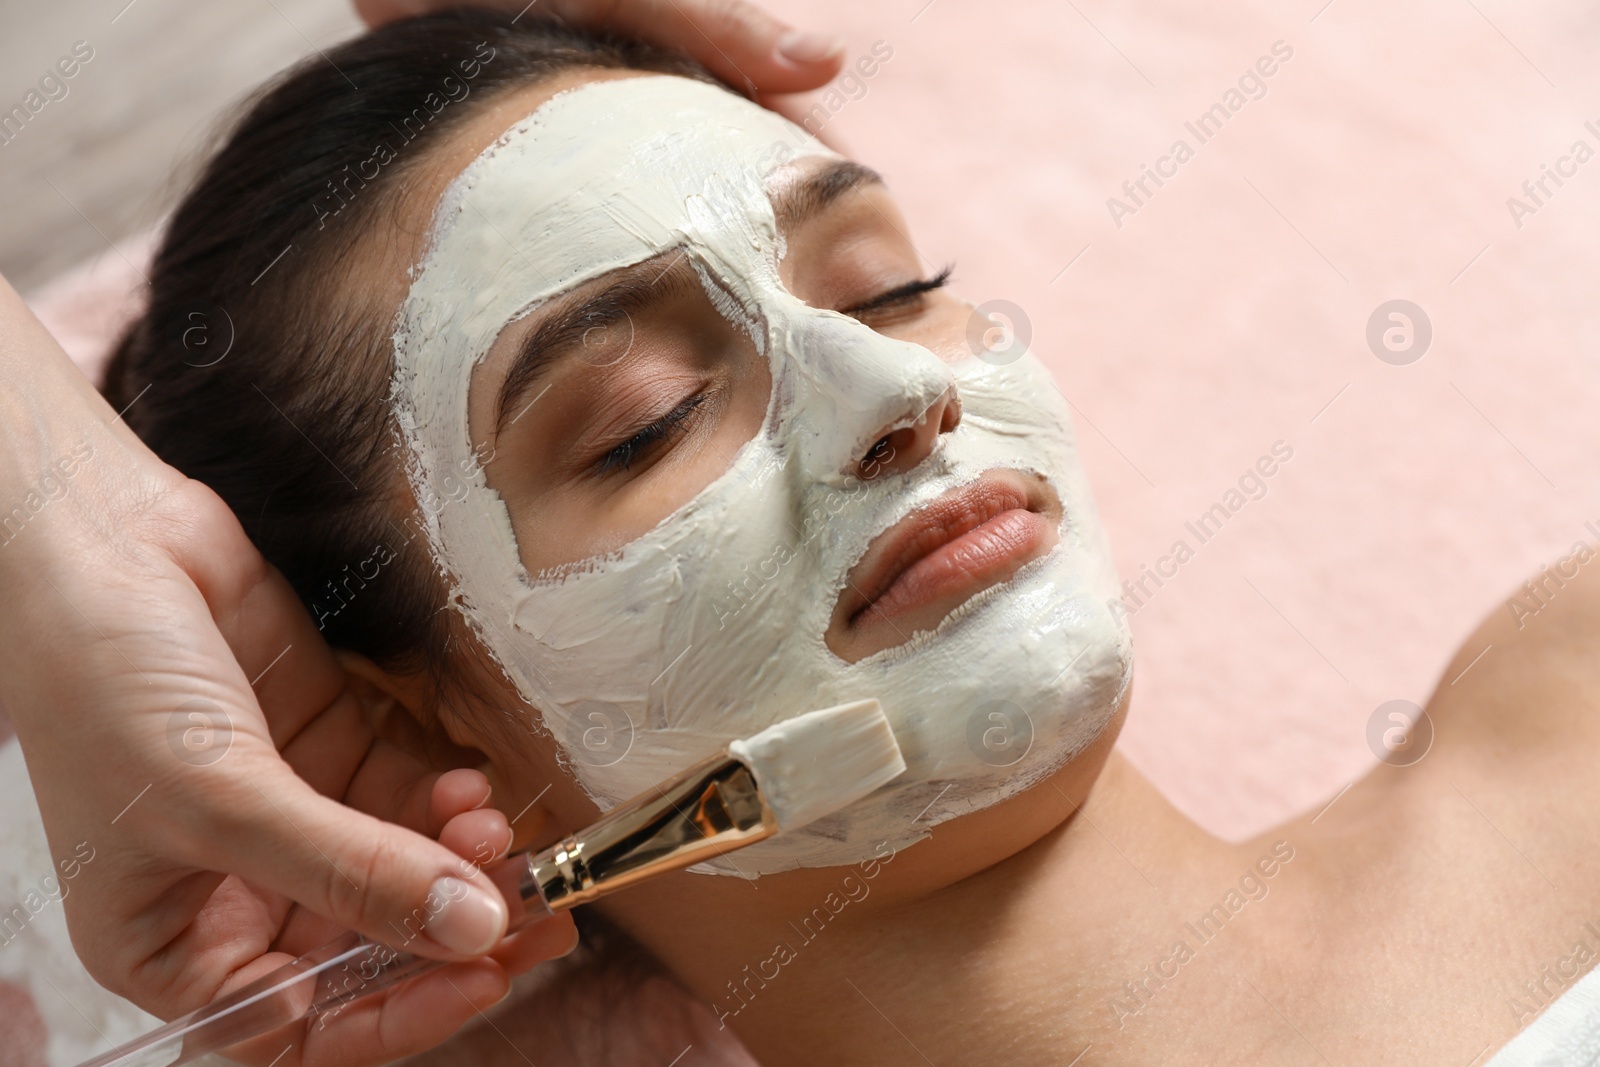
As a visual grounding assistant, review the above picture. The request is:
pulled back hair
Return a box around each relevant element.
[101,13,747,1064]
[102,10,710,680]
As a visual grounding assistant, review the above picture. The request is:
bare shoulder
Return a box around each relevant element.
[1428,539,1600,760]
[1272,544,1600,1061]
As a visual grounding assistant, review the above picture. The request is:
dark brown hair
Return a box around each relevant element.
[103,10,710,683]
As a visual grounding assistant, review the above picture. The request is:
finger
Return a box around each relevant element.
[355,0,847,94]
[489,911,579,976]
[549,0,846,94]
[350,0,433,26]
[274,679,400,803]
[438,808,512,865]
[191,764,510,961]
[282,707,490,840]
[268,674,487,840]
[261,775,501,958]
[275,693,443,836]
[269,803,544,971]
[331,751,489,841]
[303,957,509,1067]
[429,768,493,827]
[222,953,509,1067]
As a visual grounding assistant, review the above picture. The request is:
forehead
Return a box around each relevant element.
[414,73,836,311]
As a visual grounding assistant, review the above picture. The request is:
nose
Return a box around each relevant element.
[780,300,957,486]
[857,387,961,480]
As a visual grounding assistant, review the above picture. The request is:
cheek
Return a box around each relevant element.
[584,359,772,557]
[714,353,775,452]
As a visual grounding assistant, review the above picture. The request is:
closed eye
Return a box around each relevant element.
[841,265,953,320]
[594,390,714,477]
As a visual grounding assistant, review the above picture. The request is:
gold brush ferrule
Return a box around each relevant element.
[523,750,777,911]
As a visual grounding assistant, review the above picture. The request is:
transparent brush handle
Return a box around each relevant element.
[74,934,433,1067]
[74,853,547,1067]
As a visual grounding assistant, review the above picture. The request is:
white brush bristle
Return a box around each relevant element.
[727,698,905,831]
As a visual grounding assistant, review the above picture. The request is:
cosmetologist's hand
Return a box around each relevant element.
[354,0,846,94]
[0,276,576,1067]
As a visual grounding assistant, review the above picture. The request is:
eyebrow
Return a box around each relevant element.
[494,256,697,433]
[770,158,885,234]
[493,158,885,434]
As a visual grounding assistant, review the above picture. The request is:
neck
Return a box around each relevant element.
[605,750,1307,1065]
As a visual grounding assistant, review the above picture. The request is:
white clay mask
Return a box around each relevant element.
[392,75,1131,876]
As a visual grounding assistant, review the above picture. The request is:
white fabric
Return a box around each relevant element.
[1488,965,1600,1067]
[0,740,166,1066]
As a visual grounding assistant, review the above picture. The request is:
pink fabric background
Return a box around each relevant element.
[13,1,1600,1062]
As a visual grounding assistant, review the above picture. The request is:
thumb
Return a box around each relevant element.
[355,0,847,94]
[210,762,510,958]
[549,0,846,95]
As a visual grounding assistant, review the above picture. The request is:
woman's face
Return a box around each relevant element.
[468,156,984,659]
[390,70,1131,876]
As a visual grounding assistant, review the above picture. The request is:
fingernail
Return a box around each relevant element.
[424,876,506,956]
[559,919,580,958]
[778,30,845,65]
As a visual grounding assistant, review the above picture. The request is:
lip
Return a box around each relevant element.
[826,470,1061,661]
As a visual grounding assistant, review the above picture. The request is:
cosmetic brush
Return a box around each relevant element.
[74,698,903,1067]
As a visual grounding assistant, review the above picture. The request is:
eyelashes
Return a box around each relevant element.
[589,267,955,480]
[841,265,954,319]
[594,389,713,476]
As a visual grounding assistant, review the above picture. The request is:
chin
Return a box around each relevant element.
[696,545,1135,879]
[752,679,1135,908]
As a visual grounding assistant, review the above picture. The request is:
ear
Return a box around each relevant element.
[335,649,566,852]
[335,649,485,772]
